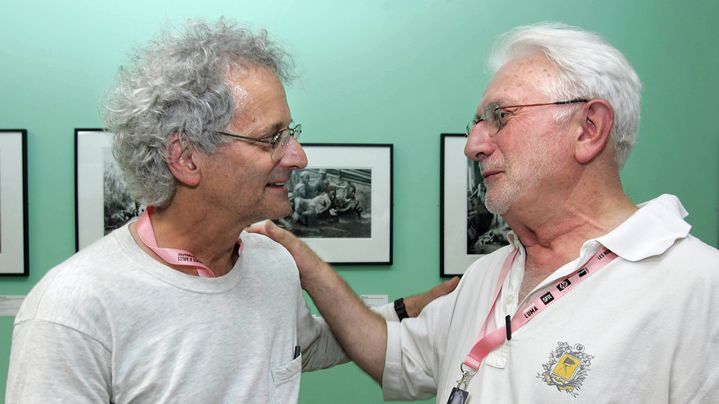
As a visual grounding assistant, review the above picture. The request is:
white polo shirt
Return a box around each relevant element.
[383,194,719,403]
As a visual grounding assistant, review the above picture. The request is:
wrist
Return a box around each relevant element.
[393,297,409,321]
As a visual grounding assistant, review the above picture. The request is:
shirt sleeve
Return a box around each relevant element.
[7,319,112,403]
[296,298,399,372]
[382,288,458,401]
[371,302,400,322]
[667,247,719,403]
[295,290,350,372]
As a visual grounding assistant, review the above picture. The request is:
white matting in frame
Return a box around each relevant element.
[76,129,112,250]
[75,129,142,251]
[280,143,393,265]
[0,130,29,275]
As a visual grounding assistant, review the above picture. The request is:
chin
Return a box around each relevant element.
[265,204,292,221]
[484,194,512,215]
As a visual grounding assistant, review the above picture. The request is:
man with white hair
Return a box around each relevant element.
[256,22,719,402]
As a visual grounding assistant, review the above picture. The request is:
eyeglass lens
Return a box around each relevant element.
[270,125,301,161]
[466,105,501,135]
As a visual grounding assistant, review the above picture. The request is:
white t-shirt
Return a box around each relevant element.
[383,195,719,403]
[7,226,347,403]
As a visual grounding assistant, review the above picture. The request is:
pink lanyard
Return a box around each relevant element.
[135,206,242,278]
[462,246,617,372]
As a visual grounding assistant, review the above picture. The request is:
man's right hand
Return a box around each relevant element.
[248,220,324,284]
[249,220,460,319]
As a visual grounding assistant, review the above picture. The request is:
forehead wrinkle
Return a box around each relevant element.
[226,70,291,141]
[226,74,264,135]
[485,55,558,103]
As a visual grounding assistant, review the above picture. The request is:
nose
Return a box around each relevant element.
[280,137,308,169]
[464,122,496,162]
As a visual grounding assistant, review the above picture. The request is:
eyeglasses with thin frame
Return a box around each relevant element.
[217,123,302,161]
[466,98,589,136]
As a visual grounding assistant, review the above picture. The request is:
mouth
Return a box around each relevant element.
[266,181,288,189]
[481,170,502,180]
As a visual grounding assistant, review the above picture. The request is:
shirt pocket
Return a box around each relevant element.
[271,354,301,404]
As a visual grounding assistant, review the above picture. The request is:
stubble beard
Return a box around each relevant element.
[482,146,549,216]
[484,181,517,215]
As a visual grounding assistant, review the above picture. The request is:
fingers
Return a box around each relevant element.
[247,220,288,243]
[434,276,460,297]
[247,220,308,258]
[266,221,301,250]
[426,276,459,300]
[246,220,272,236]
[404,276,460,318]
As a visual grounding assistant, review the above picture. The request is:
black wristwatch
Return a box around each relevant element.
[394,297,409,321]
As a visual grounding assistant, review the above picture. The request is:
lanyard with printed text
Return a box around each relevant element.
[449,246,617,403]
[136,206,242,278]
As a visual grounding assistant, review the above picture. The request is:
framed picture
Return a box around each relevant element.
[0,130,29,276]
[440,134,509,276]
[274,143,393,265]
[75,129,143,251]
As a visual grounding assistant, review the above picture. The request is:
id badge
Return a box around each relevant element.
[446,387,470,404]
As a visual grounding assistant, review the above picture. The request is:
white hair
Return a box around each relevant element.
[488,22,642,168]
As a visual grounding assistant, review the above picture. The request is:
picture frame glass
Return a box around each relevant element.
[0,130,28,275]
[274,144,392,265]
[76,129,142,250]
[441,134,509,276]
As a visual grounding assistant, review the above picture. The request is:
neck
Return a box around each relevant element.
[131,198,248,277]
[506,174,636,300]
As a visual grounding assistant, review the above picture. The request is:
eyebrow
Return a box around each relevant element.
[475,101,499,117]
[257,119,292,138]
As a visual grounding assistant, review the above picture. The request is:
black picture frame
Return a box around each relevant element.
[273,143,393,265]
[0,129,29,276]
[440,133,509,277]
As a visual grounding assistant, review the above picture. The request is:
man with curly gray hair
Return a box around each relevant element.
[7,19,460,403]
[7,19,331,403]
[8,19,456,403]
[255,22,719,403]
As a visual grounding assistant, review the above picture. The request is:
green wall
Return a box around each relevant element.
[1,0,717,402]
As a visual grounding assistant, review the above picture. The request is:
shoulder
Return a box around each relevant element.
[661,235,719,279]
[239,230,299,282]
[240,230,294,259]
[16,228,138,325]
[621,235,719,313]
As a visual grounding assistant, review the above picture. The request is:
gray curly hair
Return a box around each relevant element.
[104,19,293,207]
[488,22,642,168]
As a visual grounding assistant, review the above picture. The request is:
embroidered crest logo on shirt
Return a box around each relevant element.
[537,342,594,397]
[452,246,616,402]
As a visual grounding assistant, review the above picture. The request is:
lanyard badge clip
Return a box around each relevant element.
[447,364,475,404]
[456,363,476,390]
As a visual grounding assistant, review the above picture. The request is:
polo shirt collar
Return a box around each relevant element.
[505,194,691,263]
[595,194,690,262]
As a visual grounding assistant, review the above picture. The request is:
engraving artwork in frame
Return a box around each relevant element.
[75,129,143,251]
[274,143,393,265]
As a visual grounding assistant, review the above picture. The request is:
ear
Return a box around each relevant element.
[575,99,614,164]
[166,133,201,187]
